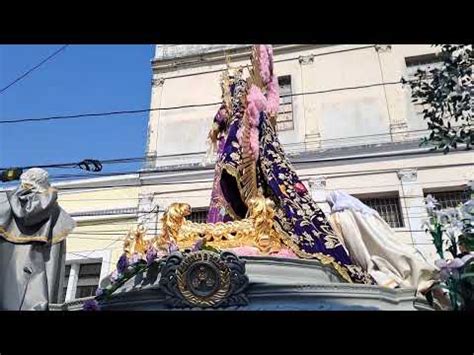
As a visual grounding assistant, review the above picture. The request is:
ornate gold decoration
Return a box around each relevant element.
[148,195,282,255]
[237,45,267,205]
[123,225,149,259]
[159,250,249,309]
[239,108,258,204]
[208,54,244,150]
[248,45,265,91]
[221,53,233,117]
[176,251,230,308]
[271,222,353,283]
[119,193,356,284]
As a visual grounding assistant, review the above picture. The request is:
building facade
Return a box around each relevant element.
[50,44,472,303]
[55,175,140,302]
[142,44,472,261]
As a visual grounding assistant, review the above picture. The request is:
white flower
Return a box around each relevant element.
[461,199,474,217]
[421,219,434,232]
[444,226,462,246]
[467,180,474,191]
[424,194,439,213]
[451,218,465,231]
[434,210,451,224]
[446,207,460,219]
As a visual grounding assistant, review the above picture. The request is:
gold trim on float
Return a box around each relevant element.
[122,195,359,284]
[125,196,284,258]
[271,221,353,283]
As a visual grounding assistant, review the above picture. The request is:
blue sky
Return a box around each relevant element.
[0,45,155,180]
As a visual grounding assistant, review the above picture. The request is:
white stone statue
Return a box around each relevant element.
[0,168,76,310]
[325,190,438,293]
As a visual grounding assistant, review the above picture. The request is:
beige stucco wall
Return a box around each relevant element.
[57,185,140,269]
[147,44,440,165]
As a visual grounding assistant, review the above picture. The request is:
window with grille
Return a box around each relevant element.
[358,195,405,228]
[276,75,294,131]
[405,53,443,77]
[405,53,444,118]
[75,263,101,299]
[189,209,209,223]
[424,190,470,210]
[61,261,102,302]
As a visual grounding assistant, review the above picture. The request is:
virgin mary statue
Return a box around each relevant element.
[204,45,372,284]
[0,168,76,310]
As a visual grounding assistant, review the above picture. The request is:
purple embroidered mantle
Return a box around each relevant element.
[203,46,372,284]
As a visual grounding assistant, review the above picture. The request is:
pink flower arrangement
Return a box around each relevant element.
[266,76,280,116]
[226,246,297,258]
[228,246,261,256]
[258,45,271,85]
[238,84,268,160]
[236,45,280,160]
[247,85,267,124]
[266,45,273,63]
[271,248,298,259]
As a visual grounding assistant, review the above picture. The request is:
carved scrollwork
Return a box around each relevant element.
[150,195,283,254]
[219,251,250,306]
[158,253,186,308]
[158,250,249,309]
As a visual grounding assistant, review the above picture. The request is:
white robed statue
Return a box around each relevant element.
[0,168,76,310]
[325,190,437,293]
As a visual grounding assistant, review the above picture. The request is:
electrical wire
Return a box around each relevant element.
[0,78,411,125]
[45,158,472,191]
[0,45,69,95]
[56,181,471,203]
[0,127,431,172]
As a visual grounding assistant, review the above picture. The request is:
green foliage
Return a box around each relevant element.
[403,45,473,153]
[424,184,474,310]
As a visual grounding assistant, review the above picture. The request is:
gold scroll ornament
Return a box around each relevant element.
[122,196,283,257]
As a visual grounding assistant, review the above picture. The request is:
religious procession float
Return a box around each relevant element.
[1,45,472,311]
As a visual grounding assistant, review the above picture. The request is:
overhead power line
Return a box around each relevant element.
[0,159,103,182]
[0,126,446,173]
[56,180,471,202]
[0,45,69,95]
[0,79,407,125]
[40,150,473,182]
